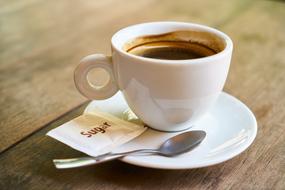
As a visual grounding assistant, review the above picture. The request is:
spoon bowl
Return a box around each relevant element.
[158,130,206,156]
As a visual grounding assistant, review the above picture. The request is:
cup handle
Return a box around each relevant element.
[74,54,119,100]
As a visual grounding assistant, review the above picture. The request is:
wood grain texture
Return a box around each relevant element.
[1,0,285,189]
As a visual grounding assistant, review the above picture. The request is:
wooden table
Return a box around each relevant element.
[1,0,285,189]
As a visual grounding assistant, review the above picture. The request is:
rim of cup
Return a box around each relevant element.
[111,21,233,66]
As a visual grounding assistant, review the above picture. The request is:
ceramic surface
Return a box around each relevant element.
[76,22,233,131]
[85,91,257,169]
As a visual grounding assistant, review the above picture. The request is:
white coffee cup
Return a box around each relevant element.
[74,22,233,132]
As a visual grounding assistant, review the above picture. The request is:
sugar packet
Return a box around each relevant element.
[47,110,147,156]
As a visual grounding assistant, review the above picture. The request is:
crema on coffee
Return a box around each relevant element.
[124,30,225,60]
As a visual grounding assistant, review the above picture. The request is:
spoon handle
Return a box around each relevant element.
[53,149,158,169]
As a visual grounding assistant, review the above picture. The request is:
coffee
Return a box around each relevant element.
[127,41,216,60]
[124,30,225,60]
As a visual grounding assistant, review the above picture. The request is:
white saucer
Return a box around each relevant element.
[84,92,257,169]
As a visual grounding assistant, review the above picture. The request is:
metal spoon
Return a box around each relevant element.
[53,130,206,169]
